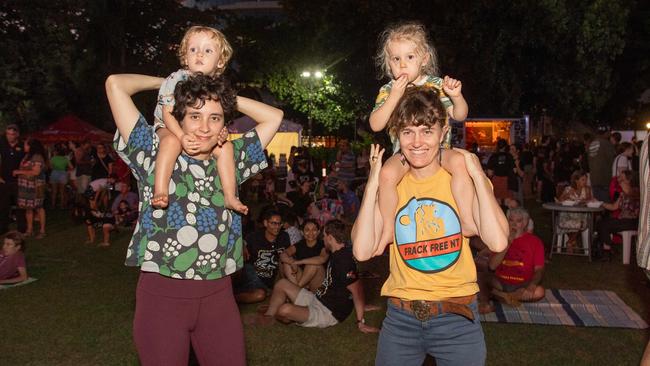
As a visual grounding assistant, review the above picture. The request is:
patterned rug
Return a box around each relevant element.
[0,277,37,290]
[480,289,648,329]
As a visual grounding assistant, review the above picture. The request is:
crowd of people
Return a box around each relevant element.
[1,20,647,366]
[0,124,140,244]
[0,122,141,285]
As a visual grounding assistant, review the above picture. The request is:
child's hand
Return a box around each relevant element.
[216,126,229,147]
[390,74,409,99]
[443,76,463,97]
[453,148,483,178]
[181,134,200,155]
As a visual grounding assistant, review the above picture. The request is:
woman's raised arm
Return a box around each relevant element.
[236,96,283,149]
[352,145,387,261]
[105,74,164,142]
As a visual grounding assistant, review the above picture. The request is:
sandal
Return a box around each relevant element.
[35,232,46,240]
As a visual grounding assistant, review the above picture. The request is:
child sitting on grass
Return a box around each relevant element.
[85,192,115,247]
[0,231,28,285]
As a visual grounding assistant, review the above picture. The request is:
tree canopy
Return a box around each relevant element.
[0,0,647,133]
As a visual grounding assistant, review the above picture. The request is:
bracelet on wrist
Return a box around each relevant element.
[357,318,365,324]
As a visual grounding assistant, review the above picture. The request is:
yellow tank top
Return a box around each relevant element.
[381,168,478,300]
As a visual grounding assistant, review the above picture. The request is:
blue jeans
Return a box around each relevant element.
[232,263,269,294]
[376,299,486,366]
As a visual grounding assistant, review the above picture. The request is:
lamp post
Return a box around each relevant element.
[301,70,323,147]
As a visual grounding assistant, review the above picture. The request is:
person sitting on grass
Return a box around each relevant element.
[0,231,28,285]
[280,219,327,291]
[84,192,115,247]
[501,197,534,233]
[110,181,138,227]
[479,207,545,313]
[232,210,290,303]
[262,220,379,333]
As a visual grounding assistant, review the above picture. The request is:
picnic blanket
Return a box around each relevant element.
[0,277,37,290]
[480,289,648,329]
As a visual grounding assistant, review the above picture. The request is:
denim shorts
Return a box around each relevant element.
[50,170,68,184]
[376,299,486,366]
[232,263,269,294]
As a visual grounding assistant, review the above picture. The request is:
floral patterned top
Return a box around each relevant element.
[114,115,267,280]
[153,68,191,128]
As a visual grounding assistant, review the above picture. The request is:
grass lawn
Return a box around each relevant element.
[2,201,649,366]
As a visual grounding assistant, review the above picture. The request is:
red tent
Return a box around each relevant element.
[30,114,113,144]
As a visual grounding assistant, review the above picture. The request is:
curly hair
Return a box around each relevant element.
[171,74,237,124]
[375,21,440,80]
[178,26,233,76]
[387,86,447,139]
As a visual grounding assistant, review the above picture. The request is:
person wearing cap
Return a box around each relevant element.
[263,219,379,333]
[352,87,508,365]
[0,124,26,234]
[588,125,616,202]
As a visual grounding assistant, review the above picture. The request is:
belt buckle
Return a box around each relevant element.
[411,300,431,322]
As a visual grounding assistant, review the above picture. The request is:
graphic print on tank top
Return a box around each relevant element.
[394,197,462,273]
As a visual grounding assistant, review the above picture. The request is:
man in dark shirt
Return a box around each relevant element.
[237,210,291,292]
[0,124,26,234]
[263,220,378,332]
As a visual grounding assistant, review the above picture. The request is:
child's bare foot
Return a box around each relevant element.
[151,193,169,209]
[225,195,248,215]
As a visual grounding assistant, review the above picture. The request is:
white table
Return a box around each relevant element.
[543,202,604,261]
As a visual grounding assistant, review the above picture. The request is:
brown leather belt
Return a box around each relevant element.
[389,294,476,322]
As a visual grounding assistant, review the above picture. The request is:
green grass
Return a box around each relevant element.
[2,202,649,366]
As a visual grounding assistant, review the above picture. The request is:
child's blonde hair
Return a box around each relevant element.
[375,21,439,80]
[178,26,233,76]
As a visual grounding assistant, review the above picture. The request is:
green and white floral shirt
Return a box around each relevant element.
[114,115,267,280]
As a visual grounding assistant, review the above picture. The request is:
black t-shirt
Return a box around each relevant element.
[286,190,311,218]
[91,154,114,181]
[294,239,324,260]
[0,138,24,183]
[245,230,291,289]
[315,246,358,322]
[487,151,515,177]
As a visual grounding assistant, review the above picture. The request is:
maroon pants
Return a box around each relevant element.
[133,272,245,366]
